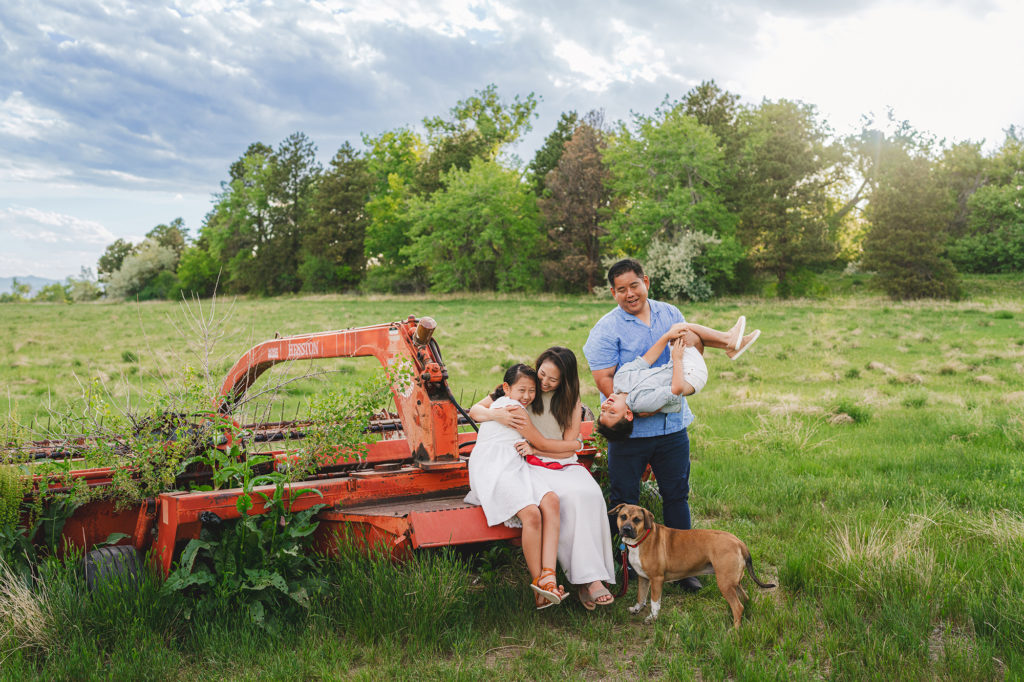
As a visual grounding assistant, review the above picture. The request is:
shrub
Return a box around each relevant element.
[105,239,178,300]
[645,229,744,301]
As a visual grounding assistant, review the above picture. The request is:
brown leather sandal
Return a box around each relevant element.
[530,567,565,610]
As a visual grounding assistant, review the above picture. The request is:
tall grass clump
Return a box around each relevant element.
[830,398,872,423]
[743,413,828,455]
[0,558,54,661]
[313,541,475,653]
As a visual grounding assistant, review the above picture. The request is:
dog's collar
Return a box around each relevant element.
[623,526,653,547]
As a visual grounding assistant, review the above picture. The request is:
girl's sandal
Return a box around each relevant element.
[531,568,565,610]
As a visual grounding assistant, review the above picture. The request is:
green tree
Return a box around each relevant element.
[0,278,30,303]
[265,132,322,293]
[201,134,321,295]
[176,244,220,297]
[300,142,373,291]
[862,147,960,299]
[67,267,102,302]
[418,85,538,194]
[681,80,740,152]
[406,158,542,292]
[97,238,136,283]
[361,128,425,291]
[538,112,611,292]
[732,99,846,296]
[105,238,179,300]
[202,142,275,294]
[528,110,579,196]
[146,217,189,258]
[935,141,989,239]
[603,101,741,298]
[945,131,1024,273]
[33,282,70,303]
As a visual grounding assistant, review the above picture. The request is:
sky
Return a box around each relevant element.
[1,0,1022,280]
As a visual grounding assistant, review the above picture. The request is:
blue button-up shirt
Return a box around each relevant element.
[582,299,694,437]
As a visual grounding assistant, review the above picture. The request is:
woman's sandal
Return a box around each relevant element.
[579,582,615,611]
[531,568,566,610]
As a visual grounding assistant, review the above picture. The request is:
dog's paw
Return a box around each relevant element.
[643,613,658,625]
[628,603,645,615]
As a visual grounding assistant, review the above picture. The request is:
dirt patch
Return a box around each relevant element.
[866,361,894,374]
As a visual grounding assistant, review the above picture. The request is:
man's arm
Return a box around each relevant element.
[591,366,615,399]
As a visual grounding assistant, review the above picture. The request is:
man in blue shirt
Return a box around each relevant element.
[582,258,702,592]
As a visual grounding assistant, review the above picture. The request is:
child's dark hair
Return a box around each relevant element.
[490,364,540,400]
[596,413,634,441]
[607,258,645,287]
[532,346,580,432]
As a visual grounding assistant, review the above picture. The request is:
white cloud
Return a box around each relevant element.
[0,91,70,139]
[0,207,115,245]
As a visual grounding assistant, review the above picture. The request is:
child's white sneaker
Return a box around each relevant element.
[727,329,760,360]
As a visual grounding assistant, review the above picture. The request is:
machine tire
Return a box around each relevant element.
[83,545,143,591]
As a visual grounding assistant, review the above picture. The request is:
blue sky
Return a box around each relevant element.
[2,0,1021,280]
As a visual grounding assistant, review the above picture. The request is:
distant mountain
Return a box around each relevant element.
[0,275,62,295]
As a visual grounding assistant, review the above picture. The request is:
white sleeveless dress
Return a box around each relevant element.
[464,396,553,527]
[526,392,615,585]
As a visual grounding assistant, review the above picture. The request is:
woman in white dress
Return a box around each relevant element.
[464,364,567,610]
[470,347,615,609]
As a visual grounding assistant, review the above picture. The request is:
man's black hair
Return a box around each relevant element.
[596,413,634,441]
[607,259,645,287]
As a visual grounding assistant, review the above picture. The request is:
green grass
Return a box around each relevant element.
[3,277,1024,679]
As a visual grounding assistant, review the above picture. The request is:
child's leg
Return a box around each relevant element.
[539,492,560,571]
[682,316,745,351]
[517,504,543,580]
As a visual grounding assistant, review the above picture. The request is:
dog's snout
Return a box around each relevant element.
[620,524,635,538]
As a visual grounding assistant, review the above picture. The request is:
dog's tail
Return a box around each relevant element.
[743,552,776,589]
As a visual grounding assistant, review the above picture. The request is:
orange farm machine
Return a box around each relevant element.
[9,316,598,578]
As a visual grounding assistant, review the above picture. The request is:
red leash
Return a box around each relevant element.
[613,527,652,598]
[614,546,629,598]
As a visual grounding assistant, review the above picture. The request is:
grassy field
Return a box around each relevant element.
[2,276,1024,680]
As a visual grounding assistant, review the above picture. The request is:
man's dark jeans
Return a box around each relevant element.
[607,428,691,531]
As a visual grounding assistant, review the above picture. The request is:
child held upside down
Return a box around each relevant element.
[464,364,568,610]
[596,316,760,441]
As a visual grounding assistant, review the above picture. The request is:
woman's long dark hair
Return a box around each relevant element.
[532,346,580,432]
[490,364,540,401]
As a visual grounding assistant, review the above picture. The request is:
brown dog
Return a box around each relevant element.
[609,503,775,627]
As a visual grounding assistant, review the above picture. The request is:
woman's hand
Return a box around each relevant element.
[515,440,534,458]
[492,404,529,430]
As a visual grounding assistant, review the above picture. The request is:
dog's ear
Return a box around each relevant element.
[608,503,624,516]
[643,508,654,530]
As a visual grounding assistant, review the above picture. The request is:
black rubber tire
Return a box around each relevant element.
[83,545,143,591]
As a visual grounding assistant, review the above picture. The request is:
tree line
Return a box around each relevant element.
[53,83,1024,303]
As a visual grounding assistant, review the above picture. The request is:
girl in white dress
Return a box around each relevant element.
[465,364,567,609]
[470,347,615,610]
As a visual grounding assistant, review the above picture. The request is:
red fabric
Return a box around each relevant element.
[524,454,584,470]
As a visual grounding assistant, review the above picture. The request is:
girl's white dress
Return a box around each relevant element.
[464,396,553,527]
[526,392,615,585]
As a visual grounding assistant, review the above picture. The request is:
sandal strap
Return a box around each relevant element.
[533,567,557,586]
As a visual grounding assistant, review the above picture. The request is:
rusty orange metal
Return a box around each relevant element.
[18,315,600,575]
